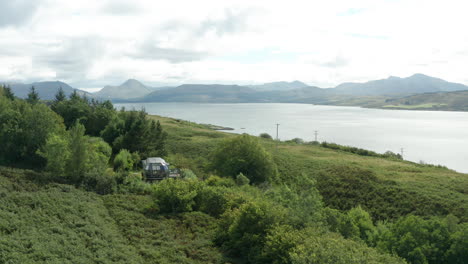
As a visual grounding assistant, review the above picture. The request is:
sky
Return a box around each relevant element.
[1,0,467,91]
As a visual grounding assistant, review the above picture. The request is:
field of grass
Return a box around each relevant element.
[0,166,227,264]
[152,114,467,222]
[0,114,466,263]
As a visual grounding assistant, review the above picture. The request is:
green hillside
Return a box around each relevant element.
[0,85,467,264]
[380,90,468,111]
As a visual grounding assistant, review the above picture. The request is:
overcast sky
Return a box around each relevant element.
[1,0,467,91]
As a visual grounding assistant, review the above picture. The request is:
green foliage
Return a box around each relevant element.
[26,85,40,104]
[0,169,143,263]
[286,138,304,144]
[113,149,134,171]
[54,87,66,102]
[37,133,70,176]
[195,185,230,217]
[347,206,376,242]
[39,122,113,192]
[265,182,323,228]
[321,142,402,160]
[181,168,198,180]
[289,230,406,264]
[153,179,201,214]
[103,195,226,263]
[0,84,15,100]
[101,110,167,158]
[235,172,250,185]
[211,134,278,184]
[216,200,288,262]
[316,164,463,221]
[259,132,273,139]
[205,175,236,187]
[373,215,467,264]
[0,96,65,167]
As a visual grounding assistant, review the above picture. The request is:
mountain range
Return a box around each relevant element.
[3,74,468,109]
[130,74,468,104]
[93,79,165,99]
[1,81,89,100]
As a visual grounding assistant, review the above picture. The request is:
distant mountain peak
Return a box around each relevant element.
[122,78,144,85]
[94,79,153,99]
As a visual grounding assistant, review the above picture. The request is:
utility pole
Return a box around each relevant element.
[276,124,280,150]
[400,148,404,159]
[276,124,280,141]
[314,130,318,142]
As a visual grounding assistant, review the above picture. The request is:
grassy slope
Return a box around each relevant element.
[0,115,466,263]
[0,167,226,264]
[153,115,467,222]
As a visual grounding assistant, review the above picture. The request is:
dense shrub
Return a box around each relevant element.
[101,110,167,158]
[235,172,250,186]
[0,96,65,167]
[211,134,278,184]
[113,149,134,171]
[216,200,288,262]
[259,133,273,139]
[152,179,201,213]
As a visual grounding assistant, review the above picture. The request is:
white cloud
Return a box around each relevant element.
[0,0,467,89]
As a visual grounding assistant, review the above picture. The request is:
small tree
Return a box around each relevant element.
[54,87,67,102]
[211,134,278,184]
[26,86,40,104]
[37,134,70,177]
[2,85,15,100]
[113,149,134,171]
[235,172,250,185]
[66,122,87,183]
[259,133,273,139]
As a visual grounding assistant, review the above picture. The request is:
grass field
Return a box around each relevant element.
[151,114,467,221]
[0,114,466,263]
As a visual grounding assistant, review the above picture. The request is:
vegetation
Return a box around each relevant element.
[0,86,467,263]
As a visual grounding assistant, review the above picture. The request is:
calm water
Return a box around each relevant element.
[115,103,468,173]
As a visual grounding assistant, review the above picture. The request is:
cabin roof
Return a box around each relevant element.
[143,157,167,165]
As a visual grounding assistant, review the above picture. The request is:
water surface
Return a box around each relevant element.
[115,103,468,173]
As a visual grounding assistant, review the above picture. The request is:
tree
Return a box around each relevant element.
[0,98,64,166]
[153,178,201,213]
[102,111,167,157]
[211,134,278,184]
[2,85,15,100]
[66,122,87,183]
[113,149,134,171]
[259,133,273,139]
[26,86,40,104]
[236,172,250,185]
[54,87,66,102]
[37,133,70,177]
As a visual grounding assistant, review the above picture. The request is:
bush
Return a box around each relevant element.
[195,186,230,217]
[152,179,202,214]
[205,175,236,187]
[211,134,278,184]
[236,173,250,186]
[181,169,198,180]
[259,133,273,139]
[113,149,134,171]
[216,200,288,262]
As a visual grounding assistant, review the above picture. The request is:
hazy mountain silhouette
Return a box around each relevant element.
[4,81,88,100]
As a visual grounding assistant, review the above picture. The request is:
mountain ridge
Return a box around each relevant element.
[2,81,89,100]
